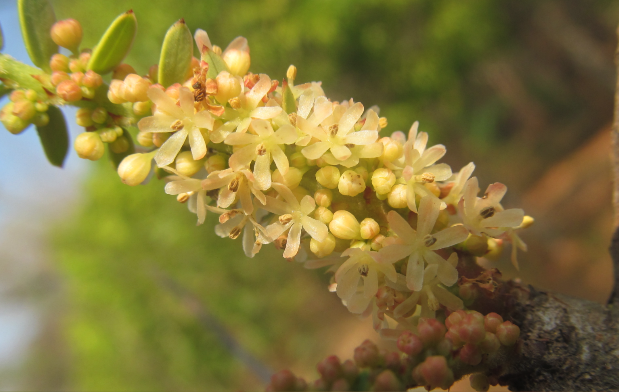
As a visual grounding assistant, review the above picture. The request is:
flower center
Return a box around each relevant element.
[171,119,184,131]
[423,234,437,247]
[480,206,495,219]
[358,264,369,277]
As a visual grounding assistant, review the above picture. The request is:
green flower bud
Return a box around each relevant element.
[51,19,83,53]
[75,108,93,127]
[91,107,107,124]
[371,168,396,194]
[34,101,48,112]
[117,152,155,186]
[314,206,333,224]
[329,210,360,240]
[109,136,130,154]
[132,101,152,116]
[74,132,105,160]
[338,169,366,197]
[289,152,307,169]
[1,104,29,134]
[316,166,340,189]
[175,151,203,177]
[206,154,227,173]
[12,99,36,121]
[31,112,49,127]
[136,131,154,147]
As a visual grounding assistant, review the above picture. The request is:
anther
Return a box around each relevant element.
[358,264,369,277]
[328,124,339,136]
[480,206,495,219]
[171,119,184,131]
[256,143,267,156]
[229,227,242,239]
[228,177,240,192]
[288,112,297,127]
[423,234,437,247]
[279,214,293,225]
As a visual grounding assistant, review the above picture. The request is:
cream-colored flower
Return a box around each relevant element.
[300,101,381,165]
[201,167,266,215]
[334,247,398,314]
[214,204,271,258]
[138,87,214,167]
[441,162,475,207]
[262,183,328,258]
[458,177,524,237]
[378,196,469,291]
[224,119,297,190]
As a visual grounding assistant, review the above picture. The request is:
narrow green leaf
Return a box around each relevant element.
[282,81,296,114]
[108,127,135,168]
[17,0,58,71]
[0,54,46,94]
[201,47,229,80]
[0,83,10,99]
[158,19,193,87]
[35,106,69,167]
[0,21,4,51]
[88,10,137,75]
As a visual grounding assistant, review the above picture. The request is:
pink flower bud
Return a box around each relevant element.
[444,330,462,347]
[270,369,297,392]
[456,314,485,344]
[484,312,503,333]
[496,321,520,346]
[383,352,401,371]
[459,343,482,365]
[415,356,455,390]
[417,318,446,346]
[317,355,342,383]
[445,310,466,329]
[51,71,70,86]
[56,80,82,102]
[353,340,380,368]
[50,53,70,72]
[397,331,423,356]
[50,19,83,52]
[82,70,103,89]
[373,370,402,392]
[70,71,84,85]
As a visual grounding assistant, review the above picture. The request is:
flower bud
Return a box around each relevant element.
[50,71,70,86]
[417,318,446,346]
[317,355,342,383]
[459,343,482,365]
[314,206,333,224]
[174,151,203,177]
[445,310,466,329]
[484,313,503,333]
[0,105,28,134]
[56,80,82,102]
[68,58,83,73]
[70,71,84,85]
[75,108,94,127]
[109,136,130,154]
[206,154,227,173]
[484,238,504,261]
[479,332,501,354]
[214,71,242,104]
[329,211,360,240]
[269,369,297,392]
[82,70,103,89]
[289,152,307,168]
[414,356,454,390]
[460,234,489,256]
[339,170,366,197]
[470,373,490,392]
[370,234,385,251]
[11,100,36,121]
[50,53,70,72]
[122,74,150,102]
[371,168,396,194]
[381,137,403,161]
[520,215,534,229]
[316,166,340,189]
[74,132,104,161]
[397,331,423,356]
[353,340,380,368]
[354,166,369,184]
[310,233,336,258]
[107,80,126,104]
[118,152,155,186]
[360,218,380,240]
[78,51,91,68]
[341,359,359,381]
[113,63,136,80]
[136,132,154,147]
[272,167,303,189]
[222,37,250,76]
[153,132,170,148]
[51,19,83,52]
[387,184,408,208]
[373,370,401,392]
[31,113,49,127]
[496,321,520,346]
[90,107,107,124]
[286,65,297,82]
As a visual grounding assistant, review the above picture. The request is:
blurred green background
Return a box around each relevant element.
[3,0,619,390]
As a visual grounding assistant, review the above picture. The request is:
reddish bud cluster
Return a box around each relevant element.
[412,356,455,391]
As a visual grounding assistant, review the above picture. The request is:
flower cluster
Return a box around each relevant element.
[1,11,532,357]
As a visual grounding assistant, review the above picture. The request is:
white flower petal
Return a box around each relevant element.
[393,291,421,319]
[271,146,289,175]
[165,179,201,195]
[483,208,524,228]
[429,226,469,250]
[154,129,188,167]
[363,268,378,298]
[253,153,272,190]
[274,124,298,144]
[301,216,328,242]
[406,253,424,292]
[194,29,213,51]
[417,196,441,237]
[188,128,207,160]
[417,145,446,169]
[193,111,214,130]
[330,144,351,161]
[229,145,256,170]
[378,244,413,263]
[337,102,364,136]
[424,251,458,287]
[283,222,302,258]
[344,130,378,145]
[301,141,330,160]
[431,284,464,311]
[179,87,194,116]
[336,269,361,300]
[147,88,183,118]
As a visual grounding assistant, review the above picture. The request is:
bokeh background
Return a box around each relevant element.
[0,0,618,390]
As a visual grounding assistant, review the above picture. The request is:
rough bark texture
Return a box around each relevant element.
[500,284,619,391]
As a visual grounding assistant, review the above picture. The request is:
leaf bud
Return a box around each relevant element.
[51,19,83,53]
[316,166,340,189]
[82,70,103,89]
[387,184,408,209]
[338,170,366,197]
[329,211,361,240]
[112,63,136,80]
[310,233,336,258]
[214,71,242,104]
[74,132,104,161]
[50,53,70,72]
[222,37,250,76]
[206,154,228,173]
[314,206,334,224]
[56,80,82,102]
[75,108,94,127]
[314,189,333,207]
[397,331,423,356]
[360,218,380,240]
[371,168,396,194]
[175,151,203,177]
[272,167,303,189]
[117,152,155,186]
[496,321,520,346]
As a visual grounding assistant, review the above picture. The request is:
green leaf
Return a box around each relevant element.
[88,10,137,75]
[282,81,296,114]
[17,0,58,71]
[108,127,135,168]
[0,21,4,52]
[201,48,229,80]
[158,19,193,87]
[35,106,69,167]
[0,54,47,94]
[0,83,10,99]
